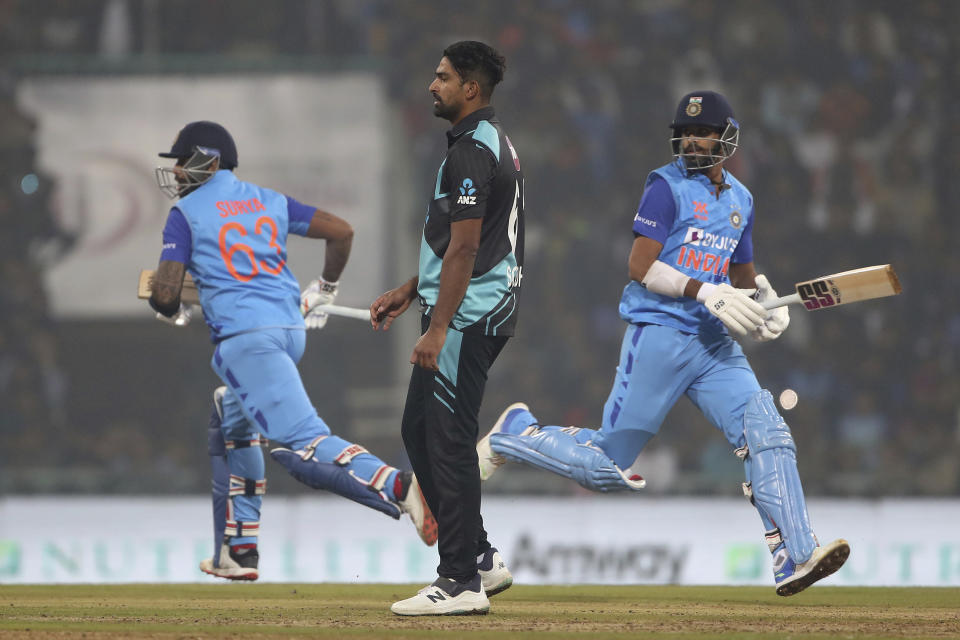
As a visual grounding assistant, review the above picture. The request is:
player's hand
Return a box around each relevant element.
[411,327,445,371]
[370,286,415,331]
[156,303,193,327]
[750,274,790,342]
[301,278,339,330]
[698,283,766,337]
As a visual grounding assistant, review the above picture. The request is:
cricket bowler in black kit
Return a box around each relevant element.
[371,41,523,616]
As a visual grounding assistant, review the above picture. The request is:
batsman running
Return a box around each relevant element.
[478,92,849,596]
[149,121,437,581]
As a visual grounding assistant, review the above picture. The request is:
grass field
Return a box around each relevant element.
[2,584,959,639]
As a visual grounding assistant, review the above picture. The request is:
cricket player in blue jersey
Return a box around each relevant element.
[150,121,437,581]
[479,92,849,596]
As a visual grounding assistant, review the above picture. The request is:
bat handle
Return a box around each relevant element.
[761,292,801,310]
[312,304,371,321]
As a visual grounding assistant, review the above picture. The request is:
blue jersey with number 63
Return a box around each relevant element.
[158,170,313,341]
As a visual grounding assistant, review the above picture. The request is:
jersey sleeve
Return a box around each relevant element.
[159,207,191,264]
[731,203,755,263]
[632,175,675,244]
[445,141,498,222]
[286,196,315,236]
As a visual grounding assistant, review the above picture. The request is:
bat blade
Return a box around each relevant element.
[761,264,902,311]
[138,269,200,304]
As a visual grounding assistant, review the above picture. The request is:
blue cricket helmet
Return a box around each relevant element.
[670,91,737,134]
[159,120,238,169]
[669,91,740,170]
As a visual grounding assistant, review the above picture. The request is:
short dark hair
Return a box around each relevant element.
[442,41,506,99]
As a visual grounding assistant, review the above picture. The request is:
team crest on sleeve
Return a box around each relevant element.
[729,211,742,229]
[457,178,477,205]
[685,96,703,117]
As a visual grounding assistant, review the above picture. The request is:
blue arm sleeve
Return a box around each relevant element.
[286,196,315,236]
[731,206,755,264]
[160,207,191,264]
[632,176,675,244]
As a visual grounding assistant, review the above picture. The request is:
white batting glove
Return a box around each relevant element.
[155,303,193,327]
[697,283,766,337]
[301,278,339,330]
[751,274,790,342]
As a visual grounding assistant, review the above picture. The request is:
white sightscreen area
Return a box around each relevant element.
[17,74,387,318]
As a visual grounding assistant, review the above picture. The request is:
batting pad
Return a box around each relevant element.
[490,431,645,492]
[743,390,817,564]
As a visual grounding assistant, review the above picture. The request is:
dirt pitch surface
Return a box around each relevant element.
[2,584,959,639]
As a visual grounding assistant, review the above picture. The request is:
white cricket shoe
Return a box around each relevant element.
[478,547,513,596]
[200,543,259,581]
[478,402,533,481]
[391,575,489,616]
[775,538,850,596]
[397,471,438,546]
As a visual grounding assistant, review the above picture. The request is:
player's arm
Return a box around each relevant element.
[628,176,696,297]
[631,236,711,301]
[150,207,192,318]
[289,197,354,327]
[629,231,757,300]
[412,218,481,369]
[150,260,186,316]
[410,141,494,369]
[728,209,789,340]
[305,208,353,283]
[370,276,418,331]
[729,262,757,289]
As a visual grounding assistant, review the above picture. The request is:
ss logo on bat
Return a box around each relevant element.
[797,279,836,310]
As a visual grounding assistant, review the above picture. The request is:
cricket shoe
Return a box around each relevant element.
[200,543,259,581]
[397,471,438,546]
[774,538,850,596]
[477,402,537,481]
[391,574,489,616]
[478,547,513,596]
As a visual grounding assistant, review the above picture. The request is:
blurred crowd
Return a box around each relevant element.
[1,0,957,496]
[0,81,70,478]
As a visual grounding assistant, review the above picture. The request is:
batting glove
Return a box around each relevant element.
[301,277,339,330]
[750,274,790,342]
[697,283,766,337]
[155,303,193,327]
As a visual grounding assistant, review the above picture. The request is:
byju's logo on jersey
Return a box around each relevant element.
[457,178,477,205]
[684,227,705,246]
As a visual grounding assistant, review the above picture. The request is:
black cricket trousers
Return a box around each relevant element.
[401,315,508,582]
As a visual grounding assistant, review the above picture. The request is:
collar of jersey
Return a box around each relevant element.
[447,106,496,145]
[207,169,235,186]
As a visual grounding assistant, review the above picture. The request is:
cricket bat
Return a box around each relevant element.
[760,264,902,311]
[138,269,200,304]
[137,269,371,321]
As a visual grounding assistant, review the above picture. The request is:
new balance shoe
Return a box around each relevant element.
[774,538,850,596]
[478,547,513,596]
[397,471,438,546]
[391,574,489,616]
[200,542,259,581]
[477,402,537,481]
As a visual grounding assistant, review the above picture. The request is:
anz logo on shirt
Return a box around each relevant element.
[456,178,477,205]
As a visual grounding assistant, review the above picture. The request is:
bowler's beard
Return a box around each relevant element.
[433,98,458,121]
